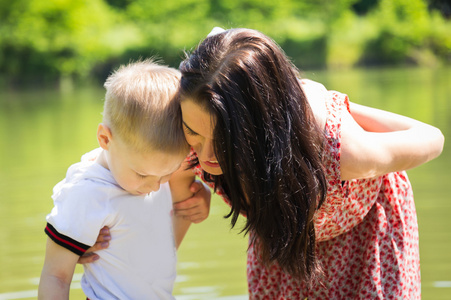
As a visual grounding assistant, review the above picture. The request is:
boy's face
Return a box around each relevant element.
[101,129,185,195]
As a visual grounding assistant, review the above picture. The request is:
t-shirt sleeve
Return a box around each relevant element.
[45,179,112,256]
[45,223,91,256]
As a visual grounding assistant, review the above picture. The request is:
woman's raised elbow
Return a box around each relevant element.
[429,126,445,161]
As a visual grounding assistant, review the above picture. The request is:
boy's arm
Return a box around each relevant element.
[38,238,79,300]
[169,164,195,249]
[172,180,211,224]
[169,162,211,249]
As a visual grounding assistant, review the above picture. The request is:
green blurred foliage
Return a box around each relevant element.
[0,0,142,81]
[0,0,450,84]
[364,0,438,64]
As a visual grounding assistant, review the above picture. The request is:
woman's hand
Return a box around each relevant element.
[173,180,211,224]
[77,226,111,264]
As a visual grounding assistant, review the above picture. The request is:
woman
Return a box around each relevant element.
[86,28,444,299]
[176,28,443,299]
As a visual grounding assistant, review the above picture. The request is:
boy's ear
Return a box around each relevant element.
[97,124,112,150]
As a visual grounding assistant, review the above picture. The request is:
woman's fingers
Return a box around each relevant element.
[189,181,204,194]
[97,226,111,242]
[174,205,209,223]
[77,226,111,264]
[86,226,111,252]
[85,239,110,254]
[173,198,199,210]
[173,182,211,224]
[77,252,100,264]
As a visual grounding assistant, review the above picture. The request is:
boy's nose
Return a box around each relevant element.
[147,181,161,193]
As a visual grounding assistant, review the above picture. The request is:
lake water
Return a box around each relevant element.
[0,66,450,299]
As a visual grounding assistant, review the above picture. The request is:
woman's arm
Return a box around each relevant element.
[38,238,79,300]
[340,102,444,180]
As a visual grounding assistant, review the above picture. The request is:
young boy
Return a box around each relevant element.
[38,60,210,299]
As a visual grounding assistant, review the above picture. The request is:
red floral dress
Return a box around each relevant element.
[190,91,421,299]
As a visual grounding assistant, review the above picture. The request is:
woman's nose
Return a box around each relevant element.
[199,138,216,161]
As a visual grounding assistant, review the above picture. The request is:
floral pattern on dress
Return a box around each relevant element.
[189,91,421,299]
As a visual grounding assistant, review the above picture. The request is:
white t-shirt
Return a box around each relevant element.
[46,149,176,300]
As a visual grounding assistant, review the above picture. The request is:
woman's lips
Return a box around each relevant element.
[203,160,220,168]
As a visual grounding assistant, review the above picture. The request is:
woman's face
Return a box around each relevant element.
[180,99,223,175]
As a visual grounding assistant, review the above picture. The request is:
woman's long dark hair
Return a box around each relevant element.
[179,28,327,282]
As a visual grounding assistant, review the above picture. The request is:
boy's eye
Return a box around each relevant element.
[137,173,147,179]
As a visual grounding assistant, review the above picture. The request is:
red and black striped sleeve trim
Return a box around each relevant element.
[45,223,90,256]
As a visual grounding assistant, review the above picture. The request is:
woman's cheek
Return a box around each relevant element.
[184,135,198,148]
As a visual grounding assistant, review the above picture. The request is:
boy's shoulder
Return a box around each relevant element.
[53,151,124,205]
[47,155,125,246]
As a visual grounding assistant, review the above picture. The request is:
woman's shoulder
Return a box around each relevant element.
[300,79,328,130]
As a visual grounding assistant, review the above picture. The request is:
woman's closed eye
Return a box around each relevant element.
[183,123,198,136]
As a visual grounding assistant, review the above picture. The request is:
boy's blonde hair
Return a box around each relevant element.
[103,59,187,155]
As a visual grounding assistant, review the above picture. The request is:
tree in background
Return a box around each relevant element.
[0,0,449,84]
[0,0,142,82]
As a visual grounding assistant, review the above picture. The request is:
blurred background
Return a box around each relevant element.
[0,0,450,299]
